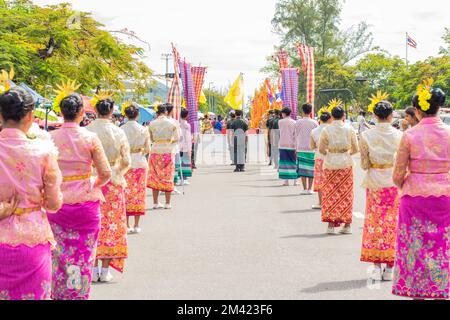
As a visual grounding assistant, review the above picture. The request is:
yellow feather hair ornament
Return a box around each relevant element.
[53,79,81,113]
[327,98,343,113]
[368,91,390,113]
[121,100,133,116]
[90,90,114,110]
[416,78,434,112]
[0,68,15,94]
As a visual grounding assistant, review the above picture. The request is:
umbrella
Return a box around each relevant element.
[19,83,46,104]
[138,106,155,124]
[34,108,59,121]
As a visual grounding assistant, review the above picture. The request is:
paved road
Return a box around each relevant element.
[91,159,401,300]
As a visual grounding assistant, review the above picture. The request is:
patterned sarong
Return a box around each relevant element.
[279,149,298,180]
[124,168,147,217]
[147,153,175,193]
[174,153,181,184]
[360,187,399,264]
[313,159,324,192]
[322,167,354,226]
[97,182,128,273]
[297,151,315,178]
[393,195,450,299]
[0,243,52,300]
[180,152,192,178]
[48,201,101,300]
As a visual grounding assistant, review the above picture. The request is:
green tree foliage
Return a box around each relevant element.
[267,0,449,110]
[201,88,230,116]
[0,0,153,100]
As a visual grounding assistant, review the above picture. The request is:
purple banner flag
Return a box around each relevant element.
[178,60,199,134]
[282,68,299,120]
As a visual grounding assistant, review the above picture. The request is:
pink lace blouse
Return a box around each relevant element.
[0,128,63,247]
[50,122,112,204]
[393,117,450,197]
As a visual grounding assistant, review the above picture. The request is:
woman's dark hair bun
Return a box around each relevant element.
[96,98,115,116]
[60,93,83,121]
[124,103,139,119]
[373,101,393,120]
[320,111,331,123]
[0,86,35,122]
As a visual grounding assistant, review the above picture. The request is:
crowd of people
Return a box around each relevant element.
[260,82,449,299]
[0,79,197,300]
[0,74,448,301]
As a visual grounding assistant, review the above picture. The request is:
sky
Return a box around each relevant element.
[34,0,449,100]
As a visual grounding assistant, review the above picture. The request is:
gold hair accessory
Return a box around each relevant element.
[317,107,329,118]
[91,90,114,109]
[53,80,81,113]
[327,98,343,113]
[367,91,390,113]
[0,68,14,94]
[121,100,133,116]
[416,78,433,112]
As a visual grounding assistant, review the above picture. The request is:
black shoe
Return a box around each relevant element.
[240,169,246,172]
[268,162,272,166]
[234,169,239,172]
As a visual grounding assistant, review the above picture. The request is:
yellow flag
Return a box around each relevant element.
[224,74,244,110]
[199,90,207,104]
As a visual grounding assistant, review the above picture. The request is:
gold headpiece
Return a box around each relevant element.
[368,91,390,113]
[91,90,114,108]
[327,99,343,113]
[416,78,433,112]
[121,100,133,116]
[0,68,14,94]
[317,107,329,118]
[53,80,81,113]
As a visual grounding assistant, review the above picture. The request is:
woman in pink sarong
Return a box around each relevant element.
[0,86,63,300]
[49,93,112,300]
[392,84,449,300]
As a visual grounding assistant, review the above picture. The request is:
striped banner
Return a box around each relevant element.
[276,50,289,70]
[191,66,207,108]
[179,59,199,134]
[281,68,299,120]
[296,43,315,117]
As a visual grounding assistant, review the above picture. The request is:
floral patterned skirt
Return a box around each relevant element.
[393,196,450,299]
[97,182,128,273]
[124,168,148,217]
[147,153,175,193]
[361,187,400,264]
[48,201,101,300]
[322,167,354,226]
[0,243,52,300]
[313,159,324,192]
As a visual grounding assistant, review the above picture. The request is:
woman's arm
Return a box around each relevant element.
[359,135,370,171]
[43,154,63,213]
[0,193,19,221]
[393,134,410,189]
[318,130,329,156]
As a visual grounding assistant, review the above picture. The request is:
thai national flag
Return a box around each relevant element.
[407,34,417,49]
[265,79,275,105]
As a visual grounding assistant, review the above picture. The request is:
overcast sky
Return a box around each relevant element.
[34,0,449,98]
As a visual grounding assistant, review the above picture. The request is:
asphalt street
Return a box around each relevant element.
[91,156,402,300]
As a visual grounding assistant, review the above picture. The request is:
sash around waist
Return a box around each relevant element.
[14,206,42,216]
[62,173,92,183]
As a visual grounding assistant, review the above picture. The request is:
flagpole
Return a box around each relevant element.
[406,32,409,69]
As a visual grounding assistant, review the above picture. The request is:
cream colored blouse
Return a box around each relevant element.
[360,123,402,190]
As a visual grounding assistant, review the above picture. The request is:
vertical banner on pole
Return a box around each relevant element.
[179,60,199,134]
[281,68,299,120]
[191,66,207,108]
[297,43,315,118]
[170,44,182,120]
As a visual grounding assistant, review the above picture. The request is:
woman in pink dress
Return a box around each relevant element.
[48,93,112,299]
[392,83,449,299]
[0,86,63,300]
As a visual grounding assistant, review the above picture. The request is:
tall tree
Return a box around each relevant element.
[0,0,153,100]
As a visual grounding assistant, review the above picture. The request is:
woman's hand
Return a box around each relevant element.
[0,192,19,221]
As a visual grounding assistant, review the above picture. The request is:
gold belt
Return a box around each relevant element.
[14,207,42,216]
[130,147,145,154]
[371,163,393,169]
[63,173,92,183]
[154,140,173,144]
[329,148,350,154]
